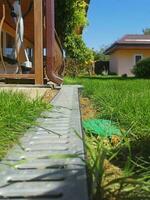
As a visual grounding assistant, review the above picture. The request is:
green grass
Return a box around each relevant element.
[0,91,50,160]
[65,76,150,140]
[85,134,150,200]
[65,76,150,199]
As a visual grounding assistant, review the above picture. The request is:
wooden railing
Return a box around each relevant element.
[0,0,64,85]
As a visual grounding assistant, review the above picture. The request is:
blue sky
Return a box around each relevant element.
[83,0,150,50]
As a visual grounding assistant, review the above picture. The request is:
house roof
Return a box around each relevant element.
[104,34,150,55]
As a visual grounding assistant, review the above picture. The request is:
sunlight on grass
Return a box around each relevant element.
[0,91,51,160]
[66,77,150,160]
[65,77,150,159]
[65,77,150,140]
[85,134,150,200]
[65,76,150,199]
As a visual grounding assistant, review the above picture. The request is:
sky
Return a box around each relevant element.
[83,0,150,50]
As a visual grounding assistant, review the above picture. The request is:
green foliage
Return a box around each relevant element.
[55,0,88,43]
[65,34,94,76]
[0,91,50,159]
[55,0,94,73]
[65,77,150,157]
[93,48,110,61]
[64,34,92,62]
[143,28,150,35]
[85,135,106,199]
[132,57,150,78]
[85,135,150,200]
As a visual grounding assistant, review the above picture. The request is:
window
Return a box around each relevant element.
[2,32,15,58]
[134,54,143,64]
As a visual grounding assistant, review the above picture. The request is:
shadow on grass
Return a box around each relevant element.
[111,136,150,170]
[78,76,149,81]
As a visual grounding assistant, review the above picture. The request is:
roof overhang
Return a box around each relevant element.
[104,43,150,55]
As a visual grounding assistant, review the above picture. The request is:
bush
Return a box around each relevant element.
[132,57,150,78]
[94,61,109,75]
[108,71,117,76]
[121,73,128,78]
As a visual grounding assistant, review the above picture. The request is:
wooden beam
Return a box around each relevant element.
[34,0,43,85]
[0,74,35,79]
[3,22,33,48]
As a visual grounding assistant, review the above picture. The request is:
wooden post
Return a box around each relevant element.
[34,0,43,85]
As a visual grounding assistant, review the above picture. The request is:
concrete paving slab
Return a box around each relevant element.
[0,86,57,101]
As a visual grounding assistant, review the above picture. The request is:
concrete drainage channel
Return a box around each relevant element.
[0,85,89,200]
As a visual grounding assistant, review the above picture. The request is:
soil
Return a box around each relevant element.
[42,89,58,103]
[80,97,97,120]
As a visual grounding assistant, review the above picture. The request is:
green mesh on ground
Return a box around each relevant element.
[83,119,121,137]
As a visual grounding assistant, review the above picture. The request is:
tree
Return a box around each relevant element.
[55,0,88,45]
[143,28,150,35]
[55,0,93,77]
[93,48,110,62]
[65,34,94,77]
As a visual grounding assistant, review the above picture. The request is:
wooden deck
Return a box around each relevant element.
[0,85,89,200]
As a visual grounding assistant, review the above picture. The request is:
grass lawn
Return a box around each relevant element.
[65,76,150,200]
[65,76,150,148]
[0,91,50,160]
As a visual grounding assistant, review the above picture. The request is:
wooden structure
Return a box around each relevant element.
[0,0,64,85]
